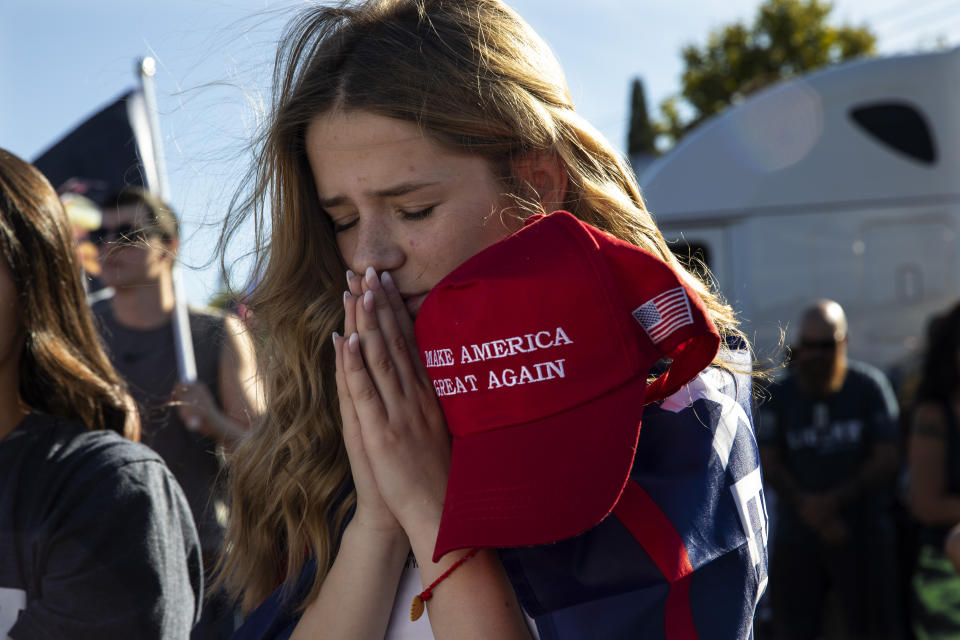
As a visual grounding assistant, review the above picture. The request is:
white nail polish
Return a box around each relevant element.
[363,289,374,311]
[346,269,356,285]
[365,265,378,289]
[348,332,359,352]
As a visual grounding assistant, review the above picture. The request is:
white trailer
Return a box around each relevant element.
[639,47,960,372]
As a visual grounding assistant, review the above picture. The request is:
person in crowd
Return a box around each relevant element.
[60,191,104,292]
[92,186,262,639]
[759,299,901,640]
[217,1,768,638]
[0,148,202,639]
[946,523,960,574]
[907,300,960,639]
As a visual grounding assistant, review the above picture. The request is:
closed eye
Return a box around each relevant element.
[325,210,358,234]
[328,205,434,233]
[399,206,435,221]
[332,218,358,233]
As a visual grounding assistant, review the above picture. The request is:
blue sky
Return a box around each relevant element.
[2,0,958,304]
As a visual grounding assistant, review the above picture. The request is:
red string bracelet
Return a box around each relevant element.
[410,547,480,621]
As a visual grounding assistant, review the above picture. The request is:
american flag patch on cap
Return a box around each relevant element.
[632,287,694,343]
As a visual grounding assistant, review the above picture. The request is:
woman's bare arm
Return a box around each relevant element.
[291,523,409,640]
[908,402,960,526]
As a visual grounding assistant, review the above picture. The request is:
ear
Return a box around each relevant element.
[512,152,568,214]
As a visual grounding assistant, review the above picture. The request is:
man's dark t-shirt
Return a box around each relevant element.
[758,359,899,526]
[0,412,203,639]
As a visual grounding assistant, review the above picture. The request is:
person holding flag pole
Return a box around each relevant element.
[88,58,263,639]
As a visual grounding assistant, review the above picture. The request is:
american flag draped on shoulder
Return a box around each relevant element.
[499,345,768,640]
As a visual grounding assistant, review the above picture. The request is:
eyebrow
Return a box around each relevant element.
[318,180,442,209]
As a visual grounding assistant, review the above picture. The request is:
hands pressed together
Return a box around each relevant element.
[296,270,541,640]
[332,267,451,544]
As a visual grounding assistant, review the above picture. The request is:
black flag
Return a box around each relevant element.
[31,73,197,382]
[33,89,158,206]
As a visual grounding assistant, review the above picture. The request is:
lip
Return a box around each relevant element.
[401,292,429,317]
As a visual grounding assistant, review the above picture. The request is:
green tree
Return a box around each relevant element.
[654,0,876,146]
[627,78,657,156]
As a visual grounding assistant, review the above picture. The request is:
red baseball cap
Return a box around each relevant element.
[414,211,720,561]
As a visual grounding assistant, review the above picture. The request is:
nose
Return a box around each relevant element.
[343,217,405,275]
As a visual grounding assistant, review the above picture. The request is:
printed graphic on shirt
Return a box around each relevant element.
[385,554,432,640]
[780,402,867,453]
[0,586,26,637]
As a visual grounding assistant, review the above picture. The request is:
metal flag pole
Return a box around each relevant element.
[137,56,197,385]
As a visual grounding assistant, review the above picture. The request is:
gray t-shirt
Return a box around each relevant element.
[93,301,228,557]
[0,412,203,639]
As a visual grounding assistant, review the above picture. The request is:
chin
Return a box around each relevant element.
[797,362,846,396]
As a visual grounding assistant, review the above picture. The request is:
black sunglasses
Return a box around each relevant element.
[90,223,157,246]
[798,339,839,352]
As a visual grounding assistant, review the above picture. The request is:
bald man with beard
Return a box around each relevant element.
[759,300,901,640]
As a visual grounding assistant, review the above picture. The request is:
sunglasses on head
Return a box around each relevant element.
[90,223,158,246]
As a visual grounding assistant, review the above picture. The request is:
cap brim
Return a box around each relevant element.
[433,374,648,561]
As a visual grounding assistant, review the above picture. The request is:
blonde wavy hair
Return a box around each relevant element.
[218,0,748,613]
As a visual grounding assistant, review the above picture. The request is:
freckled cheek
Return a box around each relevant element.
[446,237,486,271]
[336,237,358,269]
[409,232,459,277]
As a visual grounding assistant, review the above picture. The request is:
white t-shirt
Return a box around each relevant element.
[0,587,26,638]
[384,554,541,639]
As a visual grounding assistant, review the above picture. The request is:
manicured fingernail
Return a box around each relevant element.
[348,332,359,353]
[365,265,380,290]
[381,270,395,291]
[346,270,356,285]
[343,290,350,302]
[363,289,374,312]
[332,331,340,346]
